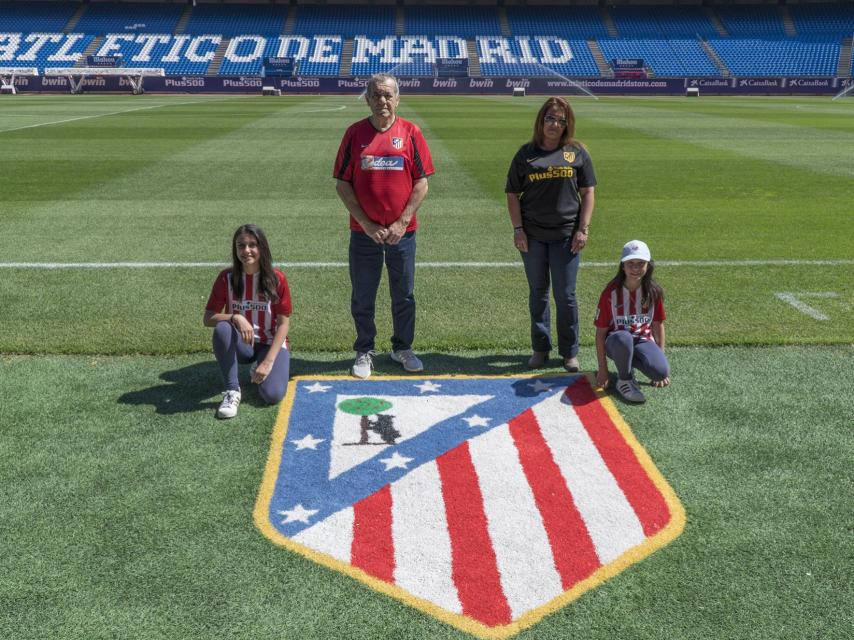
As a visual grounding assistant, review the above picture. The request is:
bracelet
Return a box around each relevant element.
[513,226,523,231]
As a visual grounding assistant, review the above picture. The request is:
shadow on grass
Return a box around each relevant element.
[118,360,224,415]
[290,352,548,377]
[117,352,604,414]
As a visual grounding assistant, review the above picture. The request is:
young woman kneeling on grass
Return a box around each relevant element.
[594,240,670,404]
[204,224,292,419]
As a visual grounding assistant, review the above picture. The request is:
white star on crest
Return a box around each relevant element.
[291,434,325,450]
[527,379,554,393]
[463,414,491,428]
[304,382,331,393]
[278,504,319,524]
[415,380,442,393]
[379,452,414,471]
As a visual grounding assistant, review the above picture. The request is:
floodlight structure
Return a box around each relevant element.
[43,67,165,95]
[0,67,38,95]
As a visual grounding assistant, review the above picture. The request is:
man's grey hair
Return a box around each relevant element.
[367,73,400,97]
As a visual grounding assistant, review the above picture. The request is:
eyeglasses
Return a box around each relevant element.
[544,115,567,126]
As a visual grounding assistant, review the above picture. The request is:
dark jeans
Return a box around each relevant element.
[212,321,290,404]
[520,236,580,358]
[349,230,416,353]
[605,330,670,382]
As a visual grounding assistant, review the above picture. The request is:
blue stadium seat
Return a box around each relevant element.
[293,6,395,38]
[183,5,288,37]
[506,6,609,39]
[0,2,78,33]
[716,6,788,38]
[708,38,840,76]
[405,6,502,37]
[478,37,599,77]
[74,2,183,36]
[0,32,95,72]
[610,6,720,38]
[597,39,718,77]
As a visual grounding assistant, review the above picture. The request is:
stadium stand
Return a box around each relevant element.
[95,34,217,74]
[292,6,395,38]
[716,5,788,38]
[219,35,341,76]
[1,2,853,79]
[405,6,502,38]
[0,33,95,72]
[609,6,720,38]
[477,37,599,78]
[505,6,609,39]
[0,1,78,33]
[708,38,840,77]
[74,2,183,36]
[789,3,854,38]
[182,4,288,37]
[598,39,718,77]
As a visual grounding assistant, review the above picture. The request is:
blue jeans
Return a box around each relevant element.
[521,236,580,358]
[605,330,670,382]
[349,230,416,353]
[212,321,290,404]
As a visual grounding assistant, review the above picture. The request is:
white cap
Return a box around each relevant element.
[620,240,651,263]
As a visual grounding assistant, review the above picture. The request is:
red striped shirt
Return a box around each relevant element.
[594,280,665,342]
[205,269,292,346]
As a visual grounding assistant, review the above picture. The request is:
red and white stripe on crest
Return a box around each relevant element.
[292,379,672,627]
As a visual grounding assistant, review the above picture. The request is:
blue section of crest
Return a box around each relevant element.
[269,375,579,537]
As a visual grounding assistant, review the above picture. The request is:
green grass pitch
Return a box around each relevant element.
[0,94,852,639]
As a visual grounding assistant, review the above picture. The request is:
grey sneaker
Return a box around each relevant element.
[391,349,424,372]
[216,390,241,418]
[564,356,580,373]
[352,351,374,379]
[615,378,646,404]
[528,351,549,369]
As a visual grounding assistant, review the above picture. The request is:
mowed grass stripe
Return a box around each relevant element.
[1,97,346,262]
[579,98,854,178]
[2,259,852,268]
[0,263,849,353]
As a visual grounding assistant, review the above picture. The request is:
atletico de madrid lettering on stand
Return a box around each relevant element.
[254,374,685,639]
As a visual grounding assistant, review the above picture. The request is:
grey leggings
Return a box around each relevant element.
[213,321,290,404]
[605,330,670,382]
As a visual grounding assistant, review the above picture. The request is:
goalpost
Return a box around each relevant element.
[0,67,38,94]
[43,67,165,95]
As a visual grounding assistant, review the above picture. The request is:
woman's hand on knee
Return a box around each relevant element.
[252,359,273,384]
[233,315,255,345]
[652,376,670,388]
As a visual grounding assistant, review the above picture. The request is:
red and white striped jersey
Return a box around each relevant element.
[206,269,292,346]
[594,280,666,342]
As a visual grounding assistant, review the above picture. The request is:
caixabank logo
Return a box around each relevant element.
[254,374,685,638]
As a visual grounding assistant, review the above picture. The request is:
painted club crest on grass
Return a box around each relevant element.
[255,375,685,639]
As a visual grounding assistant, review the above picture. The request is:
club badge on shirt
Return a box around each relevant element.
[392,137,403,150]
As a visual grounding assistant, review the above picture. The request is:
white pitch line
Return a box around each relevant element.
[0,99,216,134]
[0,259,852,269]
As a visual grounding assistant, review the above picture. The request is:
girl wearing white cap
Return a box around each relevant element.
[593,240,670,403]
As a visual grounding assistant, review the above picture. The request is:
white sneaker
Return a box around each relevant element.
[391,349,424,373]
[217,390,241,418]
[615,378,646,404]
[352,351,374,379]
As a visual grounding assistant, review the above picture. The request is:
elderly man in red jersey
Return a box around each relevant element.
[334,74,435,379]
